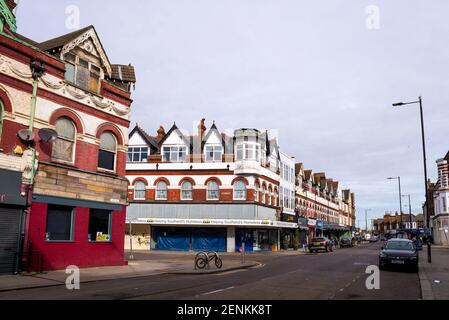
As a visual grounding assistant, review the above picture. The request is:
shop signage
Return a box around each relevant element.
[141,218,298,229]
[308,219,317,227]
[316,221,324,229]
[0,169,26,206]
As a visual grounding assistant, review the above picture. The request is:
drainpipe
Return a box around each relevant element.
[28,59,45,185]
[21,60,45,270]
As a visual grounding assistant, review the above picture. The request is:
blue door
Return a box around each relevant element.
[235,229,254,252]
[192,228,226,252]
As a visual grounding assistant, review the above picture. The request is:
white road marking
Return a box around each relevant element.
[201,286,235,296]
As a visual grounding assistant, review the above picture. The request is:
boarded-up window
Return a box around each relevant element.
[76,65,90,91]
[52,117,76,163]
[98,132,117,171]
[89,64,101,93]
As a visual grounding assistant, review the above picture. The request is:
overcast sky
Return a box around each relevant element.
[15,0,449,226]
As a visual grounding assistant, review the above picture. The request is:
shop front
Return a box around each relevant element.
[308,218,317,240]
[0,169,27,275]
[141,218,297,253]
[236,228,280,252]
[298,217,309,249]
[316,220,324,237]
[151,227,227,252]
[280,212,299,249]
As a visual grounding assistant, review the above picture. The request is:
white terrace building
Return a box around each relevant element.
[125,120,298,253]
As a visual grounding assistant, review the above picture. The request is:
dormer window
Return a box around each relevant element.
[64,53,101,93]
[163,146,187,163]
[205,146,222,162]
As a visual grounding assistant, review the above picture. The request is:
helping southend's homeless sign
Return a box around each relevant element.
[139,218,298,229]
[0,169,26,206]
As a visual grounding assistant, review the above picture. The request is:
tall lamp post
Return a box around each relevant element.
[402,194,413,233]
[387,177,403,231]
[365,209,372,233]
[392,97,431,263]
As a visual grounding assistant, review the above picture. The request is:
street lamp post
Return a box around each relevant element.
[365,209,372,233]
[387,177,403,230]
[393,97,431,263]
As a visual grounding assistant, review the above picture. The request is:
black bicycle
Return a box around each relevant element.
[195,251,223,270]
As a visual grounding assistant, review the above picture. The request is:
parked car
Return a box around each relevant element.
[379,239,419,272]
[340,237,354,248]
[309,237,334,253]
[369,236,379,243]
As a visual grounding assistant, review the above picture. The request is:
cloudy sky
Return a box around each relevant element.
[15,0,449,226]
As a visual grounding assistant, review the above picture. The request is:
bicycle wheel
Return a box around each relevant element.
[215,258,223,269]
[196,257,207,269]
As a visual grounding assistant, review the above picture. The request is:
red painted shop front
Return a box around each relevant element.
[27,199,127,271]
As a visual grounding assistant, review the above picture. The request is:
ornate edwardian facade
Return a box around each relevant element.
[125,120,357,252]
[0,1,136,272]
[125,121,294,253]
[295,164,356,240]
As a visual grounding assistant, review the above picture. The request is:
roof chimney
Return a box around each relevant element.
[198,118,206,140]
[157,126,165,142]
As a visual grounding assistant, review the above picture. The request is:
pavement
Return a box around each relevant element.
[0,251,260,292]
[0,243,423,300]
[418,245,449,300]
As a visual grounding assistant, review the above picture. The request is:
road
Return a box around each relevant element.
[0,243,421,300]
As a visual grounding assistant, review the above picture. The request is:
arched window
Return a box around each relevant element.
[134,181,146,200]
[234,181,247,200]
[52,117,76,163]
[207,181,219,200]
[181,181,193,200]
[254,183,260,202]
[0,100,3,143]
[156,181,168,200]
[98,132,117,171]
[262,185,267,204]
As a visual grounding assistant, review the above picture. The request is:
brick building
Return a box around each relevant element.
[0,1,136,272]
[295,164,355,241]
[125,121,298,253]
[125,120,357,252]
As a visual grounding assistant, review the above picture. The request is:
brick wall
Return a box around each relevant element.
[34,162,128,205]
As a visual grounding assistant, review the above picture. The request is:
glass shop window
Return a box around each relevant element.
[45,205,74,242]
[88,209,112,242]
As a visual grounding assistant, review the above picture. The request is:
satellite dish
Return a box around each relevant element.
[38,128,58,143]
[17,129,35,142]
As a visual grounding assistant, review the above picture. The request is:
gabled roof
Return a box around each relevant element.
[203,122,224,146]
[129,124,158,151]
[304,170,313,182]
[295,163,304,175]
[39,25,93,51]
[39,25,113,77]
[159,124,191,147]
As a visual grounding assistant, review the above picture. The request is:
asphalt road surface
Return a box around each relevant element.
[0,243,421,300]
